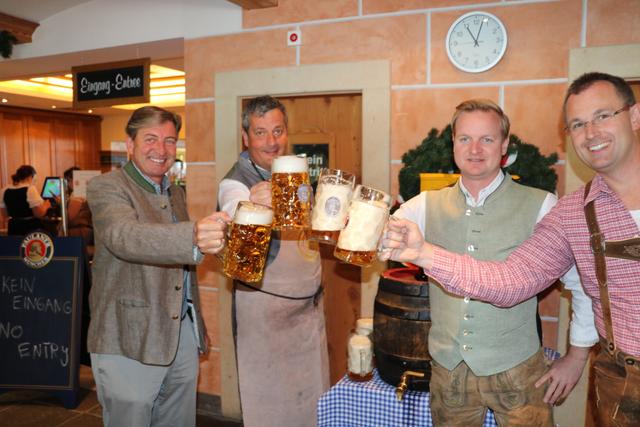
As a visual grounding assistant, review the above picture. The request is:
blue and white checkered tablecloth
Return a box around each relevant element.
[317,369,497,427]
[318,348,559,427]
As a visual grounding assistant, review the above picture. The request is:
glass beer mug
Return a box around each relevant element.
[347,331,374,382]
[222,201,274,283]
[334,185,391,267]
[271,155,312,230]
[310,168,356,244]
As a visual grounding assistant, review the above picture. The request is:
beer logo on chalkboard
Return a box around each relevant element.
[20,232,55,269]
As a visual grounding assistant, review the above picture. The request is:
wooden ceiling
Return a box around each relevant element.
[0,12,39,44]
[227,0,278,10]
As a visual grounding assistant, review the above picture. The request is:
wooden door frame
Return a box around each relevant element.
[214,60,390,418]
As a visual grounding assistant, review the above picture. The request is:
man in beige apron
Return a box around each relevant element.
[218,96,329,427]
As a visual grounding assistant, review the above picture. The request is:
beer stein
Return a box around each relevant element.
[334,185,391,267]
[310,168,355,244]
[222,201,273,283]
[271,155,312,230]
[347,330,374,382]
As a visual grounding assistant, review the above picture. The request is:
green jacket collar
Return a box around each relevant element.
[123,161,168,194]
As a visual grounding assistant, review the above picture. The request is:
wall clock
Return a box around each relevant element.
[445,11,508,73]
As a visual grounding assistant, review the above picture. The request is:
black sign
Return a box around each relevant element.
[0,237,84,408]
[292,143,330,184]
[72,58,150,108]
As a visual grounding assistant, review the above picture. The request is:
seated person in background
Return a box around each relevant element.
[0,165,52,235]
[63,166,94,244]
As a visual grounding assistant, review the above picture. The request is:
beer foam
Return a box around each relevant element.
[234,204,274,225]
[272,155,308,173]
[356,318,373,335]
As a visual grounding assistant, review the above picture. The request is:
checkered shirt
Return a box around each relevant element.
[430,174,640,356]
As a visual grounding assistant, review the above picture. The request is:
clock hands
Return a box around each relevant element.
[474,19,485,47]
[465,25,479,47]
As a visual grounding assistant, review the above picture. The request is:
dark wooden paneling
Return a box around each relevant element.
[0,107,101,188]
[0,113,28,188]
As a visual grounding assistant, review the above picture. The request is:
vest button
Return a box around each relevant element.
[175,285,182,291]
[161,203,168,209]
[465,209,472,216]
[463,313,473,320]
[467,244,476,252]
[462,344,472,351]
[463,329,472,336]
[463,296,470,303]
[172,314,179,320]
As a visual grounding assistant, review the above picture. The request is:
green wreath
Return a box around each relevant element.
[398,125,558,201]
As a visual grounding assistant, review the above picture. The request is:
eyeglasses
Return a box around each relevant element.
[565,105,631,135]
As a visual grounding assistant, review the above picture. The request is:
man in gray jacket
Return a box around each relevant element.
[87,106,229,427]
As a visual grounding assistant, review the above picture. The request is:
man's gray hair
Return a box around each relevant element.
[125,106,182,139]
[241,95,288,132]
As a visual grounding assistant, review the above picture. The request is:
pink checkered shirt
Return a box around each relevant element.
[430,174,640,356]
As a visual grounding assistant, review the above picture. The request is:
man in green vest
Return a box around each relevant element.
[392,99,597,426]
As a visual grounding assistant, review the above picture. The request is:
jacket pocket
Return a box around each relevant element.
[116,298,151,355]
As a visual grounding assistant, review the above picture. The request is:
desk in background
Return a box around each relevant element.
[318,369,496,427]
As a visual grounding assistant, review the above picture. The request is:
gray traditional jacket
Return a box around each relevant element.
[87,162,206,365]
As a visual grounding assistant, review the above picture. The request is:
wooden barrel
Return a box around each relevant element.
[374,267,431,391]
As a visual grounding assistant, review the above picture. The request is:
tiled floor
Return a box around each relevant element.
[0,365,242,427]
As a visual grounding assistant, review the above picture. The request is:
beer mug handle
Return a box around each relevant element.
[214,224,231,262]
[377,215,398,255]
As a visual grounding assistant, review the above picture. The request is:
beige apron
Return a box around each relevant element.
[235,231,329,427]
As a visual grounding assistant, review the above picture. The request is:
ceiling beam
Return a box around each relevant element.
[227,0,278,10]
[0,12,39,44]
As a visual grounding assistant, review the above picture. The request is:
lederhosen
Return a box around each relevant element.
[584,181,640,426]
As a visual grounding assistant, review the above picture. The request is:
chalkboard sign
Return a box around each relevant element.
[72,58,150,108]
[0,236,84,408]
[292,143,330,185]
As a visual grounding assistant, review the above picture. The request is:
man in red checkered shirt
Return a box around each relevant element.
[381,72,640,426]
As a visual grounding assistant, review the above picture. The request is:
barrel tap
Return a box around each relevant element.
[395,370,425,401]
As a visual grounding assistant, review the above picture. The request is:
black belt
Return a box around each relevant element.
[236,281,324,307]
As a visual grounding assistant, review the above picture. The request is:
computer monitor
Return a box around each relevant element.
[41,177,62,199]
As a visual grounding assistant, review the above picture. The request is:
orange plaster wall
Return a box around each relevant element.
[587,0,640,46]
[186,0,640,396]
[243,0,359,29]
[503,84,568,157]
[301,15,426,85]
[364,0,478,15]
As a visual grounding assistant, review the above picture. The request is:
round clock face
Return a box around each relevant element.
[446,11,508,73]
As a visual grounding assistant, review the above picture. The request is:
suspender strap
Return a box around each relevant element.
[604,238,640,261]
[583,181,616,352]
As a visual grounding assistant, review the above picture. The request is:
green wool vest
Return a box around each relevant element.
[426,175,548,375]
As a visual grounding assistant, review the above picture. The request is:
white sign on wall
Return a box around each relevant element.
[72,170,101,198]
